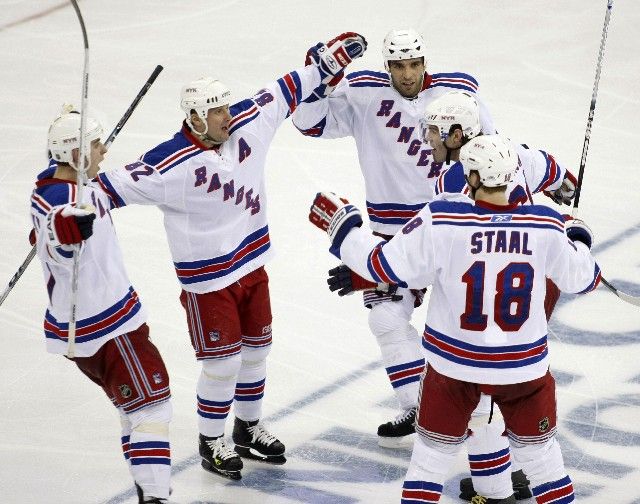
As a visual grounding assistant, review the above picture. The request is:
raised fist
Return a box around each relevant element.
[306,32,367,83]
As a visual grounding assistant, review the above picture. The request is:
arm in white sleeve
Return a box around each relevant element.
[546,230,601,294]
[339,206,436,289]
[292,77,355,139]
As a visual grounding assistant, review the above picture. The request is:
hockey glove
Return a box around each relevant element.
[306,32,367,84]
[545,171,577,206]
[28,228,36,246]
[328,264,403,300]
[46,204,96,247]
[309,192,363,257]
[328,264,377,296]
[565,217,594,249]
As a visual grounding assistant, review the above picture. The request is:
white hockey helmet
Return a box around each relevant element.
[382,28,426,71]
[459,135,518,188]
[48,106,103,165]
[421,91,482,142]
[180,77,231,131]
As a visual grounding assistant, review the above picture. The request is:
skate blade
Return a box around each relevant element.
[234,446,287,465]
[201,459,242,480]
[377,433,415,449]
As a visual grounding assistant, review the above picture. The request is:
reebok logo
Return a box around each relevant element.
[491,215,512,223]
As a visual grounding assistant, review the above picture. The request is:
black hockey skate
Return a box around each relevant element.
[459,469,532,501]
[469,495,516,504]
[377,407,416,448]
[199,434,243,480]
[232,417,286,464]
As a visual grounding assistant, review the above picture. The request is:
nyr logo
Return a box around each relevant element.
[491,214,512,223]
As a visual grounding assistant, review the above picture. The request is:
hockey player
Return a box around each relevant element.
[92,33,367,480]
[31,109,172,504]
[329,90,577,501]
[308,134,600,503]
[293,28,496,447]
[429,95,577,325]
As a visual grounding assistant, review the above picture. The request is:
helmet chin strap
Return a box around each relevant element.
[187,114,224,146]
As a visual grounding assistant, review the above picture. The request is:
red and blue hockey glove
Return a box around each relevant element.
[46,204,96,247]
[309,192,363,257]
[545,170,577,206]
[564,217,594,249]
[306,32,367,84]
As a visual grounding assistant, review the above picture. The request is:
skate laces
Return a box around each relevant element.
[392,407,416,426]
[246,423,278,446]
[206,438,237,461]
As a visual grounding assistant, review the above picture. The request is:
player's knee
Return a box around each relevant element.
[510,437,566,485]
[128,401,172,435]
[240,343,271,366]
[201,353,242,381]
[368,300,413,337]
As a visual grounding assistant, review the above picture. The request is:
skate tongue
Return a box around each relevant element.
[248,423,278,446]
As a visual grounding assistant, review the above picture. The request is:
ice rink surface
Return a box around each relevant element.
[1,1,639,502]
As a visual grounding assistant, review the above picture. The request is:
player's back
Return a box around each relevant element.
[422,198,590,385]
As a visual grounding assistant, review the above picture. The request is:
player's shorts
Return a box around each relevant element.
[416,364,557,445]
[73,323,171,414]
[179,266,273,361]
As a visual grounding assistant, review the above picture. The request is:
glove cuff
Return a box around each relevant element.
[566,224,593,249]
[329,209,363,258]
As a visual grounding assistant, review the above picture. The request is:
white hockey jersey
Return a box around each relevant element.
[336,196,601,384]
[293,70,496,235]
[434,142,566,204]
[30,169,146,357]
[95,65,322,293]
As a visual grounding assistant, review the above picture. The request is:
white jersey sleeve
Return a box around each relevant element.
[337,204,437,289]
[546,231,601,294]
[291,77,355,139]
[516,144,567,195]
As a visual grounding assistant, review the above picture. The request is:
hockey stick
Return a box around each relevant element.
[572,0,613,214]
[104,64,163,147]
[67,0,90,358]
[0,65,164,310]
[600,277,640,307]
[567,1,638,307]
[0,247,37,307]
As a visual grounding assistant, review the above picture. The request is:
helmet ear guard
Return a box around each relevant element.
[382,28,426,71]
[47,105,103,165]
[459,135,518,188]
[180,77,231,134]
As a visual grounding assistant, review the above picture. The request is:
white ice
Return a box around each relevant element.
[0,1,639,503]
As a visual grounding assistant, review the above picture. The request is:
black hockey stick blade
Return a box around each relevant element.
[600,277,640,307]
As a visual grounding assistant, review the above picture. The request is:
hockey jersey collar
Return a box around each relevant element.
[421,73,433,92]
[35,176,76,188]
[474,200,519,212]
[181,121,220,151]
